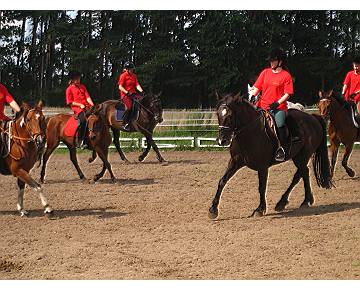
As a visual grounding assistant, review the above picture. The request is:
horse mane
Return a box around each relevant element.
[330,93,347,107]
[217,92,254,110]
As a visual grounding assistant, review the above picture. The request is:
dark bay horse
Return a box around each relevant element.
[40,106,115,183]
[318,90,359,178]
[0,101,53,216]
[88,93,166,164]
[209,93,333,219]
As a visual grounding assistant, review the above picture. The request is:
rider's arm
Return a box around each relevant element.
[249,87,260,97]
[342,84,347,95]
[83,86,94,106]
[136,84,143,93]
[119,84,128,95]
[278,93,290,105]
[66,86,84,108]
[9,100,21,112]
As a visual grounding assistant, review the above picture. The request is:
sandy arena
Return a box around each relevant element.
[0,149,359,279]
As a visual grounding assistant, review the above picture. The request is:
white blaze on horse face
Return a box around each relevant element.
[36,114,40,120]
[221,108,227,117]
[20,118,25,127]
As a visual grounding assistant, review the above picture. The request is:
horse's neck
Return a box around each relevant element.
[330,98,352,125]
[235,104,261,128]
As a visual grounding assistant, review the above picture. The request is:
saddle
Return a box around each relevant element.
[262,109,302,159]
[115,99,140,122]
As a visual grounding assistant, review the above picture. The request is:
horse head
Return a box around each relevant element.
[17,100,46,148]
[87,104,105,141]
[142,92,164,123]
[216,91,253,146]
[317,89,333,120]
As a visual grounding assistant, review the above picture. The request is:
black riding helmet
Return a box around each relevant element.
[267,48,287,63]
[68,70,81,80]
[353,55,360,64]
[124,61,135,70]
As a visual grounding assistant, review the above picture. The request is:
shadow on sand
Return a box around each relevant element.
[0,206,128,220]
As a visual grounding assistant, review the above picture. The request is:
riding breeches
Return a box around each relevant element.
[270,109,286,128]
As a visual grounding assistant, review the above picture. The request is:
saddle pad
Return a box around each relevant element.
[115,109,125,121]
[63,116,79,137]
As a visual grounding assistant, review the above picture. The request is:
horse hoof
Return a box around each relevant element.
[347,169,356,178]
[44,206,53,215]
[88,158,95,163]
[138,156,145,162]
[275,200,288,212]
[249,209,266,218]
[110,178,116,184]
[300,201,311,209]
[19,210,29,217]
[208,207,218,220]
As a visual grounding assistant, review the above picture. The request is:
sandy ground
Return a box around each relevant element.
[0,149,359,279]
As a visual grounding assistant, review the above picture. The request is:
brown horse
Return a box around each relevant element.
[0,101,53,217]
[88,93,165,164]
[318,90,359,178]
[209,93,333,219]
[40,106,115,183]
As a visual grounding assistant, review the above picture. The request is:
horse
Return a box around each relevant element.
[88,92,166,164]
[208,93,333,219]
[40,106,116,183]
[317,89,359,178]
[0,101,53,217]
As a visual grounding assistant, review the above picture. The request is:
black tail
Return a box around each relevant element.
[312,114,333,189]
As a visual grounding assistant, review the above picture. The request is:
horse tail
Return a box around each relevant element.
[312,114,333,189]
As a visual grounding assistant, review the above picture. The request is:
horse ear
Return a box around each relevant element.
[328,89,334,97]
[318,90,323,99]
[234,91,242,99]
[215,90,220,100]
[37,100,43,110]
[21,102,31,110]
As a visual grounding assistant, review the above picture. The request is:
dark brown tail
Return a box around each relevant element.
[312,114,333,189]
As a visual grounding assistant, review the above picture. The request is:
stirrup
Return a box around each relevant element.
[122,123,130,131]
[275,147,286,162]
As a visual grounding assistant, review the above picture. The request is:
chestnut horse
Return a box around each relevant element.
[88,93,165,164]
[40,106,115,183]
[318,90,359,178]
[0,101,53,217]
[209,93,333,219]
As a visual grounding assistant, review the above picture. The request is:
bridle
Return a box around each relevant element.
[218,102,264,138]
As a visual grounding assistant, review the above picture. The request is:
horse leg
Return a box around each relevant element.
[66,144,86,180]
[88,150,97,163]
[299,165,315,208]
[275,169,302,211]
[40,137,60,183]
[16,179,28,217]
[249,168,268,217]
[16,168,53,215]
[112,128,129,163]
[144,133,166,163]
[208,158,244,219]
[342,143,355,177]
[138,135,151,162]
[94,147,116,183]
[329,137,340,178]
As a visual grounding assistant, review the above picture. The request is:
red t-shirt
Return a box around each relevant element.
[0,83,15,121]
[253,68,294,111]
[66,83,91,115]
[118,71,139,98]
[343,71,360,102]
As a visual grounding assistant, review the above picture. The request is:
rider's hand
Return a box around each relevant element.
[269,101,280,111]
[80,104,85,109]
[249,95,256,103]
[140,91,146,97]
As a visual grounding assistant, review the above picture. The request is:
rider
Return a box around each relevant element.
[249,48,294,162]
[342,55,360,116]
[65,71,94,149]
[118,61,144,131]
[0,83,21,121]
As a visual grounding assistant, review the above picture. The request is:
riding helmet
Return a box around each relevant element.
[124,61,135,69]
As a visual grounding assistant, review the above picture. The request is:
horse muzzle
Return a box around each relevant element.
[155,115,164,123]
[216,137,231,146]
